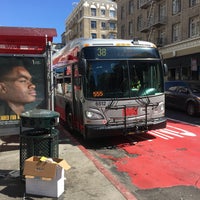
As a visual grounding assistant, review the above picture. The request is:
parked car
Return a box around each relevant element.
[165,80,200,116]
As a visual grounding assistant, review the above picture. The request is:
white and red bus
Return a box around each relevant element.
[53,38,167,139]
[0,26,57,135]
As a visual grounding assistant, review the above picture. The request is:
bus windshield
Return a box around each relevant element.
[85,60,163,98]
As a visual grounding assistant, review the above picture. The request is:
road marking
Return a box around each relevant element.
[159,128,184,138]
[150,130,173,140]
[167,125,196,137]
[148,124,197,140]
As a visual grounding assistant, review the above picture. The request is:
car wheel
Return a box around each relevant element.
[186,102,195,116]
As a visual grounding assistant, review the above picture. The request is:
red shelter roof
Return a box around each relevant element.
[0,26,57,54]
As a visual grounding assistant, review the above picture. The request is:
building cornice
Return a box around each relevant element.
[159,37,200,59]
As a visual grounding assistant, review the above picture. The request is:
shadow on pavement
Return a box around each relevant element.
[0,135,20,152]
[0,170,24,198]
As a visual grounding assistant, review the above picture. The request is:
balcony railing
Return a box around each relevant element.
[139,0,161,9]
[153,16,167,27]
[139,15,167,32]
[108,28,117,33]
[156,37,167,47]
[139,0,153,9]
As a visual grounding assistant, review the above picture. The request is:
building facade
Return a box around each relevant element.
[116,0,200,81]
[64,0,117,43]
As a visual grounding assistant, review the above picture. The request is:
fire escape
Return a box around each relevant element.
[139,0,167,46]
[147,1,156,41]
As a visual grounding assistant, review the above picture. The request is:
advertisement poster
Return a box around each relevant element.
[0,56,47,134]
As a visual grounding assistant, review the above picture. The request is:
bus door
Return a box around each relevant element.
[72,63,84,131]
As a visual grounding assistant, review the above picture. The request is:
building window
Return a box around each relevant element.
[101,22,106,30]
[109,22,116,30]
[129,0,134,15]
[80,10,83,18]
[189,16,200,37]
[159,3,166,21]
[172,0,181,15]
[80,21,83,32]
[121,25,125,39]
[189,0,200,7]
[91,8,96,16]
[101,8,106,16]
[129,21,133,36]
[101,34,106,39]
[121,6,125,20]
[137,0,140,9]
[109,8,116,18]
[137,15,142,31]
[172,23,181,42]
[91,33,97,38]
[108,33,116,39]
[158,29,166,46]
[91,21,97,29]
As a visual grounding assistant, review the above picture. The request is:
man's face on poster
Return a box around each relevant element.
[0,66,36,104]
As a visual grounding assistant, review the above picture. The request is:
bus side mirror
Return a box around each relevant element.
[163,63,168,76]
[79,59,87,75]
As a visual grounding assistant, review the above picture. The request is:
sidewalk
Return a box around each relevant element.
[0,126,131,200]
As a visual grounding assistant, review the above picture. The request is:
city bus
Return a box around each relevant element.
[0,26,57,136]
[53,38,167,139]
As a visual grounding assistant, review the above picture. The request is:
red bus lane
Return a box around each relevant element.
[115,120,200,189]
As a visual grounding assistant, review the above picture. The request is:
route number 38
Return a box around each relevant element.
[97,48,107,57]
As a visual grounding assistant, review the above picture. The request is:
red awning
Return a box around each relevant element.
[0,26,57,54]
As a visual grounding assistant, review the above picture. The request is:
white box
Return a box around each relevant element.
[23,156,70,198]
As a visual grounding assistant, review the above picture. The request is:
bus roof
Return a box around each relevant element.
[52,38,157,66]
[67,38,156,49]
[0,26,57,54]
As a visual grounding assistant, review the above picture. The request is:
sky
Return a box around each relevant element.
[0,0,80,43]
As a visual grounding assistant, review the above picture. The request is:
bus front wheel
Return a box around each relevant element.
[65,107,73,132]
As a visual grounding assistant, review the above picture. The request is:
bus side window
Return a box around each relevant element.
[64,83,72,94]
[64,76,72,96]
[56,83,63,94]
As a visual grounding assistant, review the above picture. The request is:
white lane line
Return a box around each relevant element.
[149,130,173,140]
[167,125,196,137]
[159,129,184,138]
[148,123,197,140]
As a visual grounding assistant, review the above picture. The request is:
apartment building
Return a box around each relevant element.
[116,0,200,80]
[64,0,117,43]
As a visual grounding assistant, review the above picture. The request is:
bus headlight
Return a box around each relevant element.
[160,103,164,111]
[85,110,104,120]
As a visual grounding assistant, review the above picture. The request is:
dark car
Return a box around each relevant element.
[165,80,200,116]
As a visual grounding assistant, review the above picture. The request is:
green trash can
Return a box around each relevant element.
[19,109,60,176]
[20,109,60,129]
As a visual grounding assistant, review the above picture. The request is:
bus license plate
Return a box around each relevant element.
[122,107,138,116]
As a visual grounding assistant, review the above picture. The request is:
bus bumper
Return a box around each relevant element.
[85,117,167,138]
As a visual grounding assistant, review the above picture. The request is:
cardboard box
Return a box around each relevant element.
[23,156,71,198]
